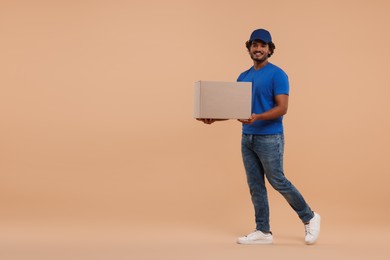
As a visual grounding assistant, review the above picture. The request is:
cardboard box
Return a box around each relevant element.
[193,81,252,119]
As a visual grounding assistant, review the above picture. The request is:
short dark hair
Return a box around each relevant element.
[245,40,276,57]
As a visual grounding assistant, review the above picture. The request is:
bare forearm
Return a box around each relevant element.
[254,105,287,121]
[239,94,289,124]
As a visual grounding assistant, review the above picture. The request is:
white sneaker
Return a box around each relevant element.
[305,212,321,245]
[237,230,273,245]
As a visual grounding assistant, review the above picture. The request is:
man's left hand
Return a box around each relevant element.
[238,114,257,124]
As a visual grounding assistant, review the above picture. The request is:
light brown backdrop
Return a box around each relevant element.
[1,0,390,259]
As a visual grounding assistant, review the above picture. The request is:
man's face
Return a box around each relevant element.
[249,40,270,63]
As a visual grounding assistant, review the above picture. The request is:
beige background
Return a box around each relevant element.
[1,0,390,259]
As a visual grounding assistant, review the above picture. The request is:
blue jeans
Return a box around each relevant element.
[241,134,314,232]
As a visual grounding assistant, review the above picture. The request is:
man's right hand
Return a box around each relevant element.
[196,118,217,124]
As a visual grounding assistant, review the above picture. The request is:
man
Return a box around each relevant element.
[198,29,320,245]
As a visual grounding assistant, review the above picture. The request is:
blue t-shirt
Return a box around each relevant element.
[237,63,289,135]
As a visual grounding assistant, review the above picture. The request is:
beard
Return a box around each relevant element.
[250,52,268,63]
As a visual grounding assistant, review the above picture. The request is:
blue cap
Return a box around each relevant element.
[249,29,272,43]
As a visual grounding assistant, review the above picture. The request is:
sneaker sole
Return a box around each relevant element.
[237,240,273,245]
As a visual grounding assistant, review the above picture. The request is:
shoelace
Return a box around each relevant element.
[305,224,311,235]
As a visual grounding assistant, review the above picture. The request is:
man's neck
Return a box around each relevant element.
[253,60,269,70]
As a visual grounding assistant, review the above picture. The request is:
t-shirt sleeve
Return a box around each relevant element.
[273,69,289,95]
[237,69,250,82]
[237,72,244,82]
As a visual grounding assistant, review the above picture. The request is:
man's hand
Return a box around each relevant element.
[196,118,217,124]
[196,118,229,124]
[238,114,257,124]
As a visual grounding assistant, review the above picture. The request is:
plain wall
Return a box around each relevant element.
[1,0,390,234]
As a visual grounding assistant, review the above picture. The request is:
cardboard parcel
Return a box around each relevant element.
[193,81,252,119]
